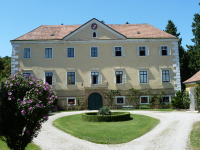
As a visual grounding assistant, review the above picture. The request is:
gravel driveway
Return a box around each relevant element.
[33,110,200,150]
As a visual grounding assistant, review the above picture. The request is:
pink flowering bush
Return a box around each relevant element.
[0,69,57,150]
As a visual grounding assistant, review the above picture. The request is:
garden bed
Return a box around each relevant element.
[81,112,130,122]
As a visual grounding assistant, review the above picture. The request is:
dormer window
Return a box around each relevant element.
[92,31,98,38]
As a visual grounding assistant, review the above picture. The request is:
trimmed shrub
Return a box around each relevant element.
[98,106,111,115]
[0,70,57,150]
[82,112,130,122]
[171,91,184,109]
[139,104,150,109]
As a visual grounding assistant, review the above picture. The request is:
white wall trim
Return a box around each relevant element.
[67,97,76,106]
[10,38,180,45]
[11,44,19,75]
[172,41,181,92]
[140,96,149,104]
[115,96,125,105]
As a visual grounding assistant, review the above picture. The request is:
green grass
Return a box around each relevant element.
[190,121,200,150]
[53,113,159,144]
[0,140,41,150]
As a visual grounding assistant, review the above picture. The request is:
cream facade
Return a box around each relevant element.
[10,18,181,109]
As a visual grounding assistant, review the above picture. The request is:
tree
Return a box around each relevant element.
[185,3,200,78]
[165,20,189,90]
[0,70,57,150]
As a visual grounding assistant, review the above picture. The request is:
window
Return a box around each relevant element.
[115,46,122,56]
[91,72,99,84]
[22,73,31,77]
[115,96,125,105]
[161,46,168,56]
[45,48,53,58]
[90,47,98,57]
[140,96,149,104]
[162,96,170,104]
[67,97,76,105]
[115,71,126,84]
[137,46,149,56]
[92,31,97,38]
[139,70,148,83]
[23,48,31,58]
[67,47,75,58]
[45,72,53,85]
[67,72,75,85]
[162,70,170,83]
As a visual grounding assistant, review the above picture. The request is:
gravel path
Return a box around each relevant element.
[33,111,200,150]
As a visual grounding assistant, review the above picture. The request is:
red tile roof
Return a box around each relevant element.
[183,71,200,83]
[13,23,177,41]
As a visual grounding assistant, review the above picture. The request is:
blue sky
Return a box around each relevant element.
[0,0,199,57]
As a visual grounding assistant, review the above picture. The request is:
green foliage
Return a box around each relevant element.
[0,56,11,78]
[0,70,57,150]
[104,90,120,107]
[149,90,165,108]
[194,84,200,110]
[139,104,150,109]
[98,106,111,115]
[82,112,130,122]
[126,88,150,109]
[182,90,190,109]
[170,91,184,109]
[190,121,200,149]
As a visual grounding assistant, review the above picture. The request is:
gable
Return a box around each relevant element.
[64,19,126,41]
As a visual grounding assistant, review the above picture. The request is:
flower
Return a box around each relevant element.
[43,87,46,91]
[8,92,12,95]
[36,104,40,107]
[10,83,13,86]
[29,81,33,84]
[39,92,41,95]
[41,104,44,107]
[13,97,15,99]
[55,96,58,99]
[29,107,33,111]
[18,68,21,71]
[35,89,39,92]
[23,97,26,100]
[44,115,48,119]
[37,78,40,80]
[52,95,54,98]
[21,110,26,115]
[26,130,29,134]
[21,101,26,105]
[16,82,19,85]
[28,100,33,103]
[24,74,27,77]
[8,97,11,100]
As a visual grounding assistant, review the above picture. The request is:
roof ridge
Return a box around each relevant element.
[14,25,43,40]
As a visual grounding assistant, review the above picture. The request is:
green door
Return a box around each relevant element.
[88,93,103,110]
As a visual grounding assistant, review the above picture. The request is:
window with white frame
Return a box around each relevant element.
[45,48,53,58]
[162,70,170,83]
[115,96,125,105]
[23,48,31,58]
[67,47,75,58]
[139,70,148,83]
[161,46,168,56]
[45,72,53,85]
[140,96,149,104]
[139,46,146,56]
[115,71,126,84]
[115,46,122,56]
[91,47,98,57]
[162,95,170,104]
[67,72,75,85]
[67,97,76,105]
[22,72,31,77]
[113,46,125,57]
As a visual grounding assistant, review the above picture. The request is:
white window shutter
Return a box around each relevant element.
[52,76,56,85]
[42,76,45,83]
[122,47,125,56]
[112,47,115,56]
[159,46,161,55]
[123,74,126,84]
[146,46,149,56]
[98,75,102,84]
[137,46,139,56]
[168,46,171,55]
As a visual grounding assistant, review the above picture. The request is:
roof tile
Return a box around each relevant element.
[183,71,200,83]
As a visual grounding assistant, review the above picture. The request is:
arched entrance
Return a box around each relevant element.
[88,92,103,110]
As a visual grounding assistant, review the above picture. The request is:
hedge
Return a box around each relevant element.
[81,112,131,122]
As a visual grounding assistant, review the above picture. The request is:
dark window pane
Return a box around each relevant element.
[116,75,122,83]
[68,99,75,104]
[116,51,122,56]
[117,98,124,103]
[140,50,146,56]
[67,72,75,85]
[46,76,52,85]
[163,97,169,103]
[93,32,96,37]
[162,50,167,55]
[141,97,148,103]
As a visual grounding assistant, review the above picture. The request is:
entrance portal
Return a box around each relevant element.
[88,93,103,110]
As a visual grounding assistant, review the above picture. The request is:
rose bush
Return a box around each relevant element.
[0,69,57,150]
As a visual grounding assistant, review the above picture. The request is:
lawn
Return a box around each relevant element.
[190,121,200,150]
[0,140,41,150]
[53,113,159,144]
